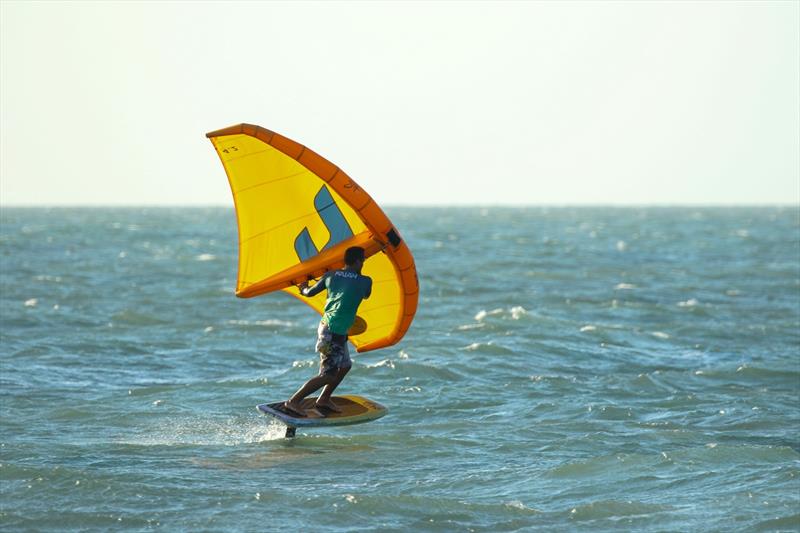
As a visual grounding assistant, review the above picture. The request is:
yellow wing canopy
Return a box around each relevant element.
[206,124,418,353]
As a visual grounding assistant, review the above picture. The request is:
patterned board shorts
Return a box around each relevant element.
[315,322,352,376]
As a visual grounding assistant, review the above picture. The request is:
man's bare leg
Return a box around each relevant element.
[284,374,335,416]
[316,366,350,412]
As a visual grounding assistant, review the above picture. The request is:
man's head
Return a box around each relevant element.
[344,246,366,268]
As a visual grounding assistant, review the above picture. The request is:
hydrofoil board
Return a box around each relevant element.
[257,395,387,437]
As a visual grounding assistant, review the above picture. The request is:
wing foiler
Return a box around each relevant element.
[206,124,418,352]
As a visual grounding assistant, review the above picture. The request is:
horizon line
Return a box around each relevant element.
[1,202,798,209]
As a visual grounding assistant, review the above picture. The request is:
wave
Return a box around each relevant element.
[753,513,800,531]
[460,342,515,355]
[307,492,540,525]
[566,500,672,521]
[110,310,170,326]
[547,444,800,482]
[473,306,530,322]
[360,358,467,381]
[691,364,800,384]
[226,319,298,329]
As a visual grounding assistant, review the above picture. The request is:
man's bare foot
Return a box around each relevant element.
[315,399,342,413]
[283,400,306,417]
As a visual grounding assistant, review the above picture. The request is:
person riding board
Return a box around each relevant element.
[283,246,372,417]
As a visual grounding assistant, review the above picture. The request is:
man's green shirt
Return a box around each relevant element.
[309,269,372,335]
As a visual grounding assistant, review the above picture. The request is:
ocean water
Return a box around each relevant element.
[1,206,798,532]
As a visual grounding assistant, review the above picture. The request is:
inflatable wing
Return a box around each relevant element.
[206,124,418,352]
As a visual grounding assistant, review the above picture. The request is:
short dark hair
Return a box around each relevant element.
[344,246,365,266]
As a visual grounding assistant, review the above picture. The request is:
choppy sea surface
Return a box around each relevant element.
[1,207,798,532]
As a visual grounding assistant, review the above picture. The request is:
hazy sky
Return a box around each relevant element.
[1,1,798,206]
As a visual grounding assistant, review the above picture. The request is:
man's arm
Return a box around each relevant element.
[364,277,372,299]
[299,274,328,297]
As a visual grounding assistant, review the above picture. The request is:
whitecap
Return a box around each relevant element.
[505,500,536,512]
[510,306,527,319]
[677,299,699,307]
[227,319,295,328]
[24,298,38,307]
[196,254,216,262]
[651,331,670,339]
[474,308,503,321]
[366,359,396,369]
[21,225,44,234]
[34,275,62,282]
[616,240,627,251]
[615,283,636,290]
[580,325,597,332]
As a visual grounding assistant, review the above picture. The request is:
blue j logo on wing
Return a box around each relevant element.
[294,186,354,262]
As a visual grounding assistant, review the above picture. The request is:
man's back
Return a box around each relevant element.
[322,269,372,335]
